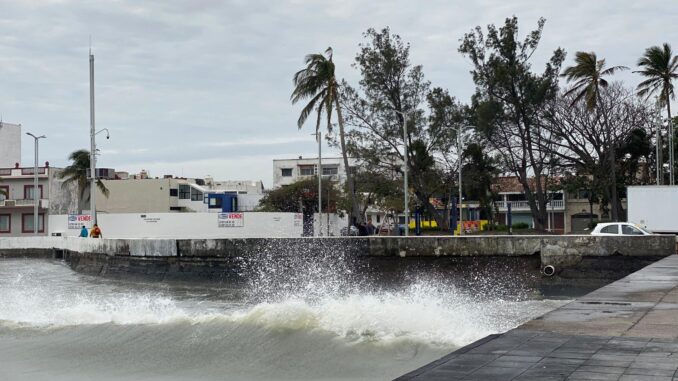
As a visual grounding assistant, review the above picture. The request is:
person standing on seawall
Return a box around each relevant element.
[90,224,103,238]
[366,219,376,235]
[79,225,88,238]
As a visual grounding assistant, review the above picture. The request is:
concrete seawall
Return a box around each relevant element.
[0,235,673,283]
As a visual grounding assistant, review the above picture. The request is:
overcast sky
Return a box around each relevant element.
[1,0,676,187]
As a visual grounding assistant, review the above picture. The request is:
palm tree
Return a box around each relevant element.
[58,149,109,213]
[562,51,628,110]
[635,43,678,184]
[291,47,361,224]
[562,52,628,221]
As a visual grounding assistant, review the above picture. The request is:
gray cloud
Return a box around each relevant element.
[1,0,676,187]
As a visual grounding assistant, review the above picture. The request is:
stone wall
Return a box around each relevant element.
[0,235,674,282]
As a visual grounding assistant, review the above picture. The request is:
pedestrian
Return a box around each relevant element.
[366,219,376,235]
[79,225,88,238]
[90,223,103,238]
[357,221,368,236]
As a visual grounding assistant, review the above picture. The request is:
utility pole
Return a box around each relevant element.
[26,132,46,234]
[313,131,322,237]
[89,48,97,225]
[458,124,463,236]
[393,110,410,237]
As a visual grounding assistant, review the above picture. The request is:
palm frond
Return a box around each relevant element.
[96,179,110,198]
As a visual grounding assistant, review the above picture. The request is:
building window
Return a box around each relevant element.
[322,166,338,176]
[0,186,8,201]
[22,213,44,233]
[179,185,190,199]
[169,189,178,197]
[191,189,203,202]
[0,214,10,233]
[281,168,293,177]
[299,165,315,176]
[169,206,182,211]
[24,185,43,200]
[208,197,222,209]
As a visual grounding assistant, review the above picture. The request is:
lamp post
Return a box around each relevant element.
[312,132,322,237]
[26,132,46,234]
[458,124,463,236]
[670,116,675,186]
[457,125,474,236]
[393,110,410,236]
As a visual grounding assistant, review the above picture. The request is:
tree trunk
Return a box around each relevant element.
[333,95,362,225]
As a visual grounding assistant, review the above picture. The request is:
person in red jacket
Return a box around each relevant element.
[89,224,103,238]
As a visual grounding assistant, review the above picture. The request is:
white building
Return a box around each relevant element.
[272,156,357,188]
[93,176,265,214]
[0,122,21,168]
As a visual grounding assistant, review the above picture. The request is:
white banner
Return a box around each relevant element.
[68,214,93,229]
[218,212,244,228]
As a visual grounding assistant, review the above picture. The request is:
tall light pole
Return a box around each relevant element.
[26,132,46,235]
[89,48,97,225]
[656,97,662,185]
[312,131,322,236]
[393,110,410,236]
[458,124,463,236]
[457,125,474,236]
[670,116,675,185]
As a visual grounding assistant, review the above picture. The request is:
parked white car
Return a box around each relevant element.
[591,222,653,236]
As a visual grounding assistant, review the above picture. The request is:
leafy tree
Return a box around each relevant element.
[340,28,465,229]
[58,149,109,214]
[619,127,653,186]
[559,173,601,226]
[546,84,653,219]
[291,48,360,224]
[635,43,678,183]
[258,177,342,213]
[461,143,500,224]
[561,52,628,220]
[459,17,564,231]
[349,168,403,218]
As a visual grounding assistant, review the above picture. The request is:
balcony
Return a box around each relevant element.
[495,199,564,211]
[0,199,49,208]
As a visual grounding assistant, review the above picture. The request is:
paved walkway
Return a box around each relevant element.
[398,255,678,381]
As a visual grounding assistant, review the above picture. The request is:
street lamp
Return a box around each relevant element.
[393,110,411,236]
[311,131,322,237]
[457,125,474,236]
[26,132,46,235]
[90,128,110,226]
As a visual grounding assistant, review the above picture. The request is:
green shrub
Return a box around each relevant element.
[494,224,509,231]
[512,222,530,230]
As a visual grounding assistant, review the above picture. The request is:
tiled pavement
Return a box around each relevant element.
[397,255,678,381]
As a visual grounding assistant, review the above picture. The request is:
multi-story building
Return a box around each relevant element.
[0,122,21,168]
[272,156,356,188]
[94,175,264,214]
[492,177,566,233]
[0,121,53,236]
[0,163,55,236]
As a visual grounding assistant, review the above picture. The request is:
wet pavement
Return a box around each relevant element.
[397,255,678,380]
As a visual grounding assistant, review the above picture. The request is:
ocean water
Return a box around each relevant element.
[0,258,569,381]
